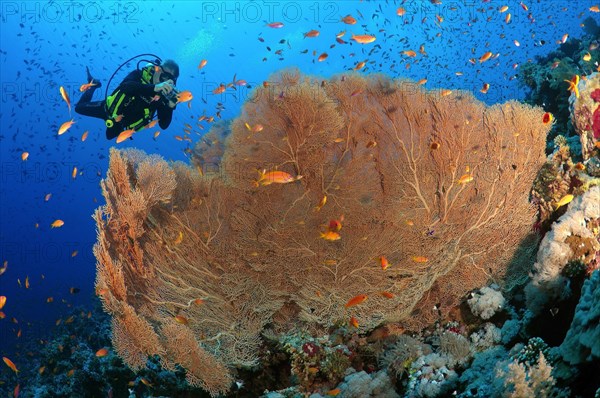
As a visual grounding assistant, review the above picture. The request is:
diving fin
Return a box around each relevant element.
[86,66,102,88]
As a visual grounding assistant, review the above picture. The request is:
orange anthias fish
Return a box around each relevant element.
[341,15,357,24]
[479,51,493,63]
[0,296,6,310]
[79,81,97,92]
[198,59,208,69]
[59,86,71,113]
[379,256,390,270]
[58,119,75,135]
[457,174,473,184]
[320,230,341,241]
[254,169,302,186]
[318,53,328,62]
[177,90,193,103]
[345,294,367,308]
[95,348,109,357]
[349,316,359,328]
[351,34,376,44]
[402,50,417,57]
[304,29,320,38]
[3,356,18,373]
[51,219,64,228]
[116,129,135,144]
[213,84,226,94]
[174,315,189,325]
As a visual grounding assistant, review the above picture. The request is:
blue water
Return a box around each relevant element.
[0,0,595,376]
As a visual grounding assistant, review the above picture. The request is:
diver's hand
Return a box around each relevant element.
[154,80,174,95]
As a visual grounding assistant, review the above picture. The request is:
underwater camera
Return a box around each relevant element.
[162,86,180,103]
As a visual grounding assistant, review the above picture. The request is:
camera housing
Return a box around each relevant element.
[163,86,180,103]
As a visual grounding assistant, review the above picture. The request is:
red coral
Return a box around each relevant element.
[593,106,600,139]
[591,89,600,102]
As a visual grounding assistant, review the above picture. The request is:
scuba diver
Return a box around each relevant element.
[75,55,180,140]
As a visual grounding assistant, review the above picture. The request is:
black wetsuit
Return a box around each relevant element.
[75,69,174,140]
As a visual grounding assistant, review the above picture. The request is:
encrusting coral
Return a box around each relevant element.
[93,70,551,395]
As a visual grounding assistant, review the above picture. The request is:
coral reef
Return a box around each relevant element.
[525,186,600,313]
[94,71,551,395]
[560,270,600,365]
[570,72,600,160]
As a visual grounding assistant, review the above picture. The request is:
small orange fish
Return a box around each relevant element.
[79,81,97,92]
[21,152,29,161]
[397,7,406,16]
[315,195,327,211]
[345,294,367,308]
[505,13,511,23]
[417,78,428,85]
[349,316,359,328]
[304,29,319,38]
[140,377,153,387]
[213,84,226,94]
[380,291,395,299]
[0,296,6,310]
[72,166,77,179]
[3,357,18,373]
[560,33,568,44]
[341,15,357,24]
[193,298,205,305]
[145,119,158,129]
[198,59,208,69]
[590,5,600,12]
[266,21,284,28]
[480,83,490,94]
[116,129,135,143]
[366,140,377,148]
[379,256,390,270]
[351,34,376,44]
[95,348,109,357]
[354,61,366,70]
[499,5,509,12]
[327,389,341,396]
[255,170,302,186]
[51,219,64,228]
[175,315,189,325]
[58,119,75,135]
[412,256,429,263]
[402,50,417,57]
[320,231,341,241]
[59,86,71,113]
[25,276,29,289]
[177,90,193,103]
[457,174,473,184]
[318,52,328,62]
[71,250,78,257]
[81,131,88,141]
[479,51,493,63]
[174,231,184,245]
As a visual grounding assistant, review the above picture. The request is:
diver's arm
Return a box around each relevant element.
[157,103,174,129]
[118,70,156,96]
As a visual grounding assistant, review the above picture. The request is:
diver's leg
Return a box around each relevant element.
[74,98,106,119]
[75,66,106,118]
